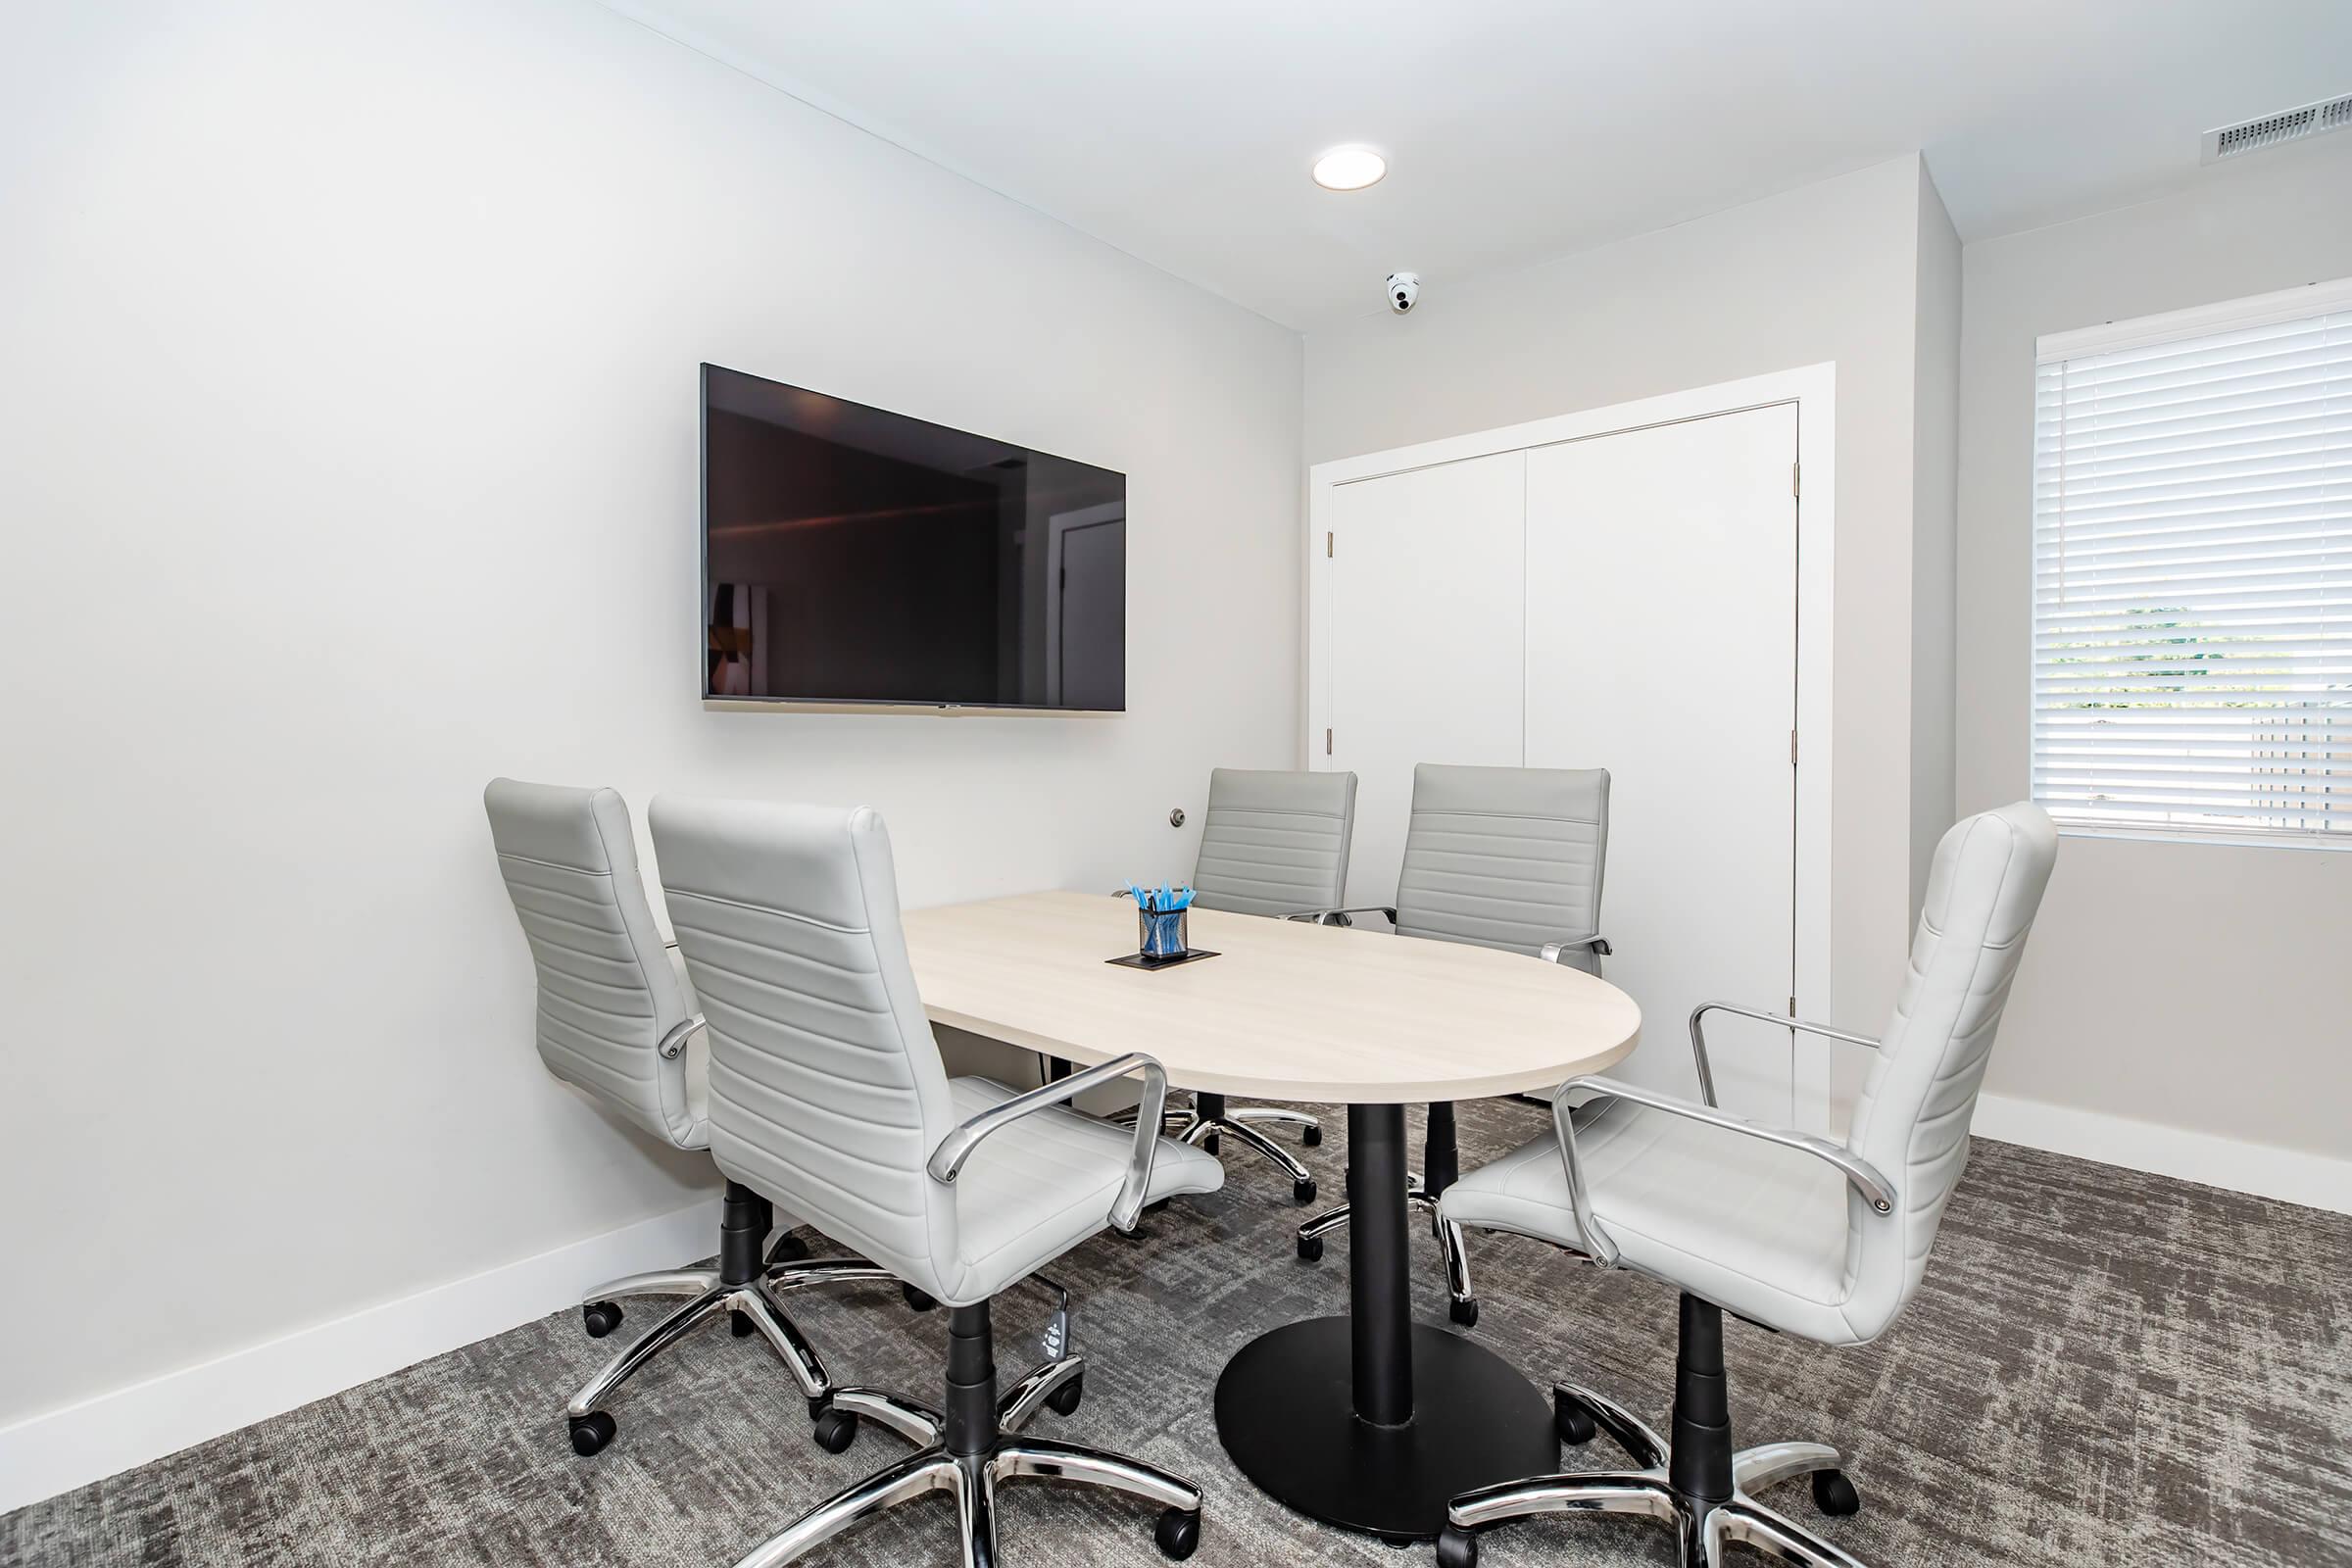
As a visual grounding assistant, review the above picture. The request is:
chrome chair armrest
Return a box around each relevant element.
[1687,1000,1881,1108]
[1540,933,1612,963]
[1278,905,1397,926]
[1544,1079,1621,1268]
[1556,1074,1897,1219]
[926,1052,1170,1232]
[656,1014,706,1061]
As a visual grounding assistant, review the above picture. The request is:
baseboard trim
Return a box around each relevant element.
[1976,1092,2352,1216]
[0,1195,723,1517]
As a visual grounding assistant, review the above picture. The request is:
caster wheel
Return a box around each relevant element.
[731,1309,756,1338]
[1293,1178,1317,1206]
[811,1408,859,1454]
[1201,1133,1220,1156]
[1046,1374,1085,1417]
[1302,1124,1323,1148]
[568,1411,616,1457]
[766,1231,808,1266]
[1153,1507,1200,1561]
[1812,1469,1861,1517]
[1552,1390,1596,1446]
[581,1301,623,1340]
[1449,1297,1480,1329]
[1297,1234,1324,1263]
[902,1284,937,1312]
[1144,1199,1172,1215]
[1435,1524,1478,1568]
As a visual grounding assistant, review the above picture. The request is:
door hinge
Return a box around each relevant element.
[1788,995,1798,1016]
[1791,462,1801,499]
[1326,530,1334,558]
[1789,729,1798,765]
[1325,727,1333,757]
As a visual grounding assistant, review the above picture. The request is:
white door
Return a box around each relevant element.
[1324,451,1527,912]
[1523,406,1798,1119]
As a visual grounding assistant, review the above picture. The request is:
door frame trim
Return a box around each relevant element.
[1303,363,1837,1128]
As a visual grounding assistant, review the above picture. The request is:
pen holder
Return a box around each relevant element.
[1139,906,1189,959]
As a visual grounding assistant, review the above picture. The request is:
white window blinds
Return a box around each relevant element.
[2034,279,2352,845]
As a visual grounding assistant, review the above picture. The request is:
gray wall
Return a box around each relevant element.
[1305,156,1947,1040]
[1955,137,2352,1157]
[1910,163,1962,913]
[0,0,1301,1428]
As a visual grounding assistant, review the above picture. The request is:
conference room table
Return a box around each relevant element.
[901,889,1642,1543]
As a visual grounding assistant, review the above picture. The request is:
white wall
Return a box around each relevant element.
[1305,156,1949,1043]
[1955,138,2352,1169]
[0,0,1300,1438]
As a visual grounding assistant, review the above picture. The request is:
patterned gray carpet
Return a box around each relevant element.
[8,1098,2350,1567]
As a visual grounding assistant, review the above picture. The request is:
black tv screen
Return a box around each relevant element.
[700,364,1126,710]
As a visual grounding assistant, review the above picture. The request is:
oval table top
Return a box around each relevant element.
[900,889,1641,1102]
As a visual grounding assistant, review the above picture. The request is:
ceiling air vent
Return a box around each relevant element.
[2202,93,2352,164]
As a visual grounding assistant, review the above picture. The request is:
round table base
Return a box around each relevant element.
[1214,1316,1556,1543]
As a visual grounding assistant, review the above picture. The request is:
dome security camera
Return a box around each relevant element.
[1385,270,1421,314]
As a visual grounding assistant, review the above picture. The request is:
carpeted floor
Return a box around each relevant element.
[7,1098,2350,1567]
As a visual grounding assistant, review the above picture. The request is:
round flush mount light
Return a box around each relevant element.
[1311,146,1387,191]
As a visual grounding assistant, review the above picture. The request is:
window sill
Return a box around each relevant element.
[2051,822,2352,855]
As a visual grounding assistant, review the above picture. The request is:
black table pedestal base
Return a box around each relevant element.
[1214,1315,1555,1543]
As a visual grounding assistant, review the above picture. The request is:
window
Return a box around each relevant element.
[2034,277,2352,846]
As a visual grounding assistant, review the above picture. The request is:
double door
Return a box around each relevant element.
[1317,404,1801,1120]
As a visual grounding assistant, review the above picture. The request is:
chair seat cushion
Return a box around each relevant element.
[1439,1101,1868,1345]
[938,1077,1224,1303]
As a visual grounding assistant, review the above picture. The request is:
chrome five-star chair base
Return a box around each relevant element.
[565,1182,915,1456]
[733,1300,1203,1568]
[1117,1091,1320,1204]
[1295,1100,1477,1324]
[1436,1297,1864,1568]
[1295,1170,1477,1325]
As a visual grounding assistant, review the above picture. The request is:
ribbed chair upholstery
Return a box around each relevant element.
[487,777,705,1146]
[1392,764,1609,973]
[650,794,1223,1568]
[1192,766,1358,917]
[1130,768,1358,1204]
[1295,763,1612,1325]
[484,779,905,1460]
[1433,804,2059,1568]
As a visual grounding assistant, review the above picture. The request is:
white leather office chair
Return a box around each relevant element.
[1431,803,2058,1568]
[1115,766,1357,1205]
[649,794,1225,1568]
[483,779,908,1459]
[1293,762,1612,1327]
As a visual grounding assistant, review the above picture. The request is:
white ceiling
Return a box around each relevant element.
[611,0,2352,329]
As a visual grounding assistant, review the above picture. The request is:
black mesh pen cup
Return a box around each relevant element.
[1139,906,1189,959]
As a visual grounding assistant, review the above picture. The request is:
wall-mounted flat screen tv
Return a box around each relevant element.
[701,364,1126,711]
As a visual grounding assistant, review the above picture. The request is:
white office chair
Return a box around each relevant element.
[650,793,1225,1568]
[1430,803,2058,1568]
[483,779,909,1459]
[1292,762,1612,1326]
[1114,766,1358,1204]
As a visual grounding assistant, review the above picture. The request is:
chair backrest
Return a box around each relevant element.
[1393,762,1611,971]
[648,795,962,1299]
[1190,767,1358,918]
[483,778,703,1149]
[1841,802,2057,1338]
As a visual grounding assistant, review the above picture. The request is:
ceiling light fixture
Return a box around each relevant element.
[1311,146,1387,191]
